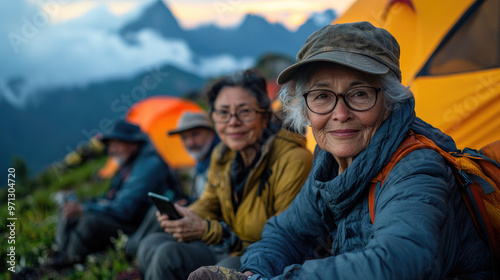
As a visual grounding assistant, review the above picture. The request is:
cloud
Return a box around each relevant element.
[0,0,253,108]
[196,55,254,77]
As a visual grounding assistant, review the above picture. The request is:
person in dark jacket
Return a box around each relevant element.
[189,22,493,280]
[51,119,182,267]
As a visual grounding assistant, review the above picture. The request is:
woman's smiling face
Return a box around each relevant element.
[213,86,268,152]
[306,63,390,165]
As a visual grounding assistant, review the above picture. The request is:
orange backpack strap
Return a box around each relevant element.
[369,133,500,269]
[368,130,456,223]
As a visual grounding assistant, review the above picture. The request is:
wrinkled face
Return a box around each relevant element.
[179,127,215,160]
[306,63,389,161]
[213,86,268,151]
[107,140,139,165]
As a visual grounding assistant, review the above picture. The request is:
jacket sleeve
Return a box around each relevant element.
[244,149,465,279]
[189,161,224,244]
[83,155,166,223]
[240,172,329,276]
[270,146,313,214]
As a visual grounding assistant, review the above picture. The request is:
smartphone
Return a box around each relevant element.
[148,192,182,220]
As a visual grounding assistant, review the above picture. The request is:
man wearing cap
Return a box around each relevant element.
[167,111,219,201]
[51,119,182,267]
[124,111,219,256]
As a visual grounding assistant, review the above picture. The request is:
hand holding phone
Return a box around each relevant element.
[148,192,182,220]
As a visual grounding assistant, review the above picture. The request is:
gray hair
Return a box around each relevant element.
[278,66,413,136]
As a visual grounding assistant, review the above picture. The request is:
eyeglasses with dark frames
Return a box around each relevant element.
[303,86,381,114]
[211,107,267,124]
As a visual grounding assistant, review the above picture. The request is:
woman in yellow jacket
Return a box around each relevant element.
[137,69,313,280]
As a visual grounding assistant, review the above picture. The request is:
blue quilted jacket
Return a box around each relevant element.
[240,99,493,279]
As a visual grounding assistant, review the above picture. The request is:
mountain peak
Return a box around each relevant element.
[311,9,337,27]
[119,0,183,40]
[239,13,287,30]
[295,9,337,37]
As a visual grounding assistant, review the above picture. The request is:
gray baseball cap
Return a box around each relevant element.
[167,111,213,136]
[277,21,402,85]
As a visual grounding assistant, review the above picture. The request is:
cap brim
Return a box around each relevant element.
[167,129,186,136]
[101,132,146,143]
[277,51,389,85]
[167,125,213,136]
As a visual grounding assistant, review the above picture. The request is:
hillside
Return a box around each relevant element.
[0,156,126,279]
[0,65,205,176]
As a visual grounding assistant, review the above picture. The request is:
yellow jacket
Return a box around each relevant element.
[189,128,313,255]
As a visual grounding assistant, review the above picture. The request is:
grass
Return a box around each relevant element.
[0,156,135,279]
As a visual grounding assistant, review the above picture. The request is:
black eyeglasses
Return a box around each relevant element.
[303,86,381,114]
[211,108,267,124]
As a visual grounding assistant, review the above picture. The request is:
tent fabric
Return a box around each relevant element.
[411,68,500,148]
[126,95,203,168]
[317,0,500,149]
[421,0,500,76]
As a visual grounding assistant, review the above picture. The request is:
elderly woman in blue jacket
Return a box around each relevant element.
[189,21,493,280]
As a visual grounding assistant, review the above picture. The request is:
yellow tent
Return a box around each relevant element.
[305,0,499,150]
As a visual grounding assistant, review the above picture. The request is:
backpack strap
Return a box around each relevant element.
[369,131,475,220]
[369,130,431,223]
[402,137,498,253]
[369,132,500,273]
[369,131,499,255]
[369,130,476,223]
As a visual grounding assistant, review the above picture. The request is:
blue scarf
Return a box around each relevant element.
[313,97,434,222]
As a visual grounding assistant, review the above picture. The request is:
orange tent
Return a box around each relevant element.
[126,95,203,168]
[326,0,500,149]
[98,96,203,178]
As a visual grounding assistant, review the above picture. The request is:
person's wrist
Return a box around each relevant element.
[195,218,206,239]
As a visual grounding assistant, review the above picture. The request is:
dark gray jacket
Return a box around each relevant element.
[84,141,180,225]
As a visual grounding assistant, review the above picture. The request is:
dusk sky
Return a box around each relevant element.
[2,0,358,173]
[48,0,356,29]
[0,0,356,107]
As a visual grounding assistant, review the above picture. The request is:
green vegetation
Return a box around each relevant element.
[0,156,135,279]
